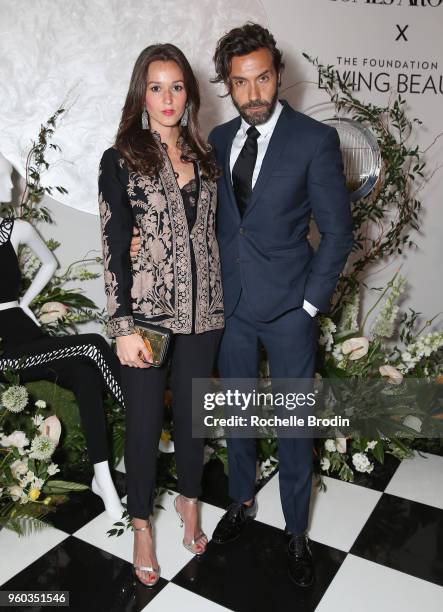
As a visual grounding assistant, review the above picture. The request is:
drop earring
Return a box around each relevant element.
[180,105,189,127]
[142,108,150,130]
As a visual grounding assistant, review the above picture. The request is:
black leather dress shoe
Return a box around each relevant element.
[212,498,258,544]
[287,532,315,587]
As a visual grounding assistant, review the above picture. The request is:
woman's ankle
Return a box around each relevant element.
[132,516,152,529]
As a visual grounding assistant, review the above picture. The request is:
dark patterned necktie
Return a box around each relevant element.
[232,125,260,217]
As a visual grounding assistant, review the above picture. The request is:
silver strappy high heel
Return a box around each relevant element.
[132,518,161,587]
[173,494,208,555]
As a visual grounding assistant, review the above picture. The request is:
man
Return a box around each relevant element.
[207,23,353,588]
[130,23,353,587]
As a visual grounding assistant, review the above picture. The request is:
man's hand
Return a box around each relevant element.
[130,226,141,260]
[116,333,153,368]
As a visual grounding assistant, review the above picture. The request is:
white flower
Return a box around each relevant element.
[0,430,29,449]
[318,317,337,352]
[341,337,369,360]
[402,415,422,433]
[32,477,45,490]
[331,344,347,369]
[47,463,60,476]
[371,275,406,338]
[365,440,378,452]
[337,290,360,333]
[398,331,443,374]
[28,435,57,460]
[35,400,47,409]
[39,301,68,324]
[320,457,330,471]
[21,470,36,486]
[324,439,336,452]
[8,485,25,501]
[257,456,278,480]
[379,365,403,385]
[1,385,29,413]
[352,452,374,473]
[32,414,45,427]
[10,459,28,479]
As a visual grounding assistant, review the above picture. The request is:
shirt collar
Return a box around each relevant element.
[240,100,284,138]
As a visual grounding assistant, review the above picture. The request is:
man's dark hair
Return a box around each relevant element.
[211,23,284,89]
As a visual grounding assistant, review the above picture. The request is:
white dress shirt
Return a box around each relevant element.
[229,101,318,317]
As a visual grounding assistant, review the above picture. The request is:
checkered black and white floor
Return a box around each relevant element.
[1,449,442,612]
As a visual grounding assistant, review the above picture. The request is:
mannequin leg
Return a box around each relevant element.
[92,461,124,520]
[54,359,124,521]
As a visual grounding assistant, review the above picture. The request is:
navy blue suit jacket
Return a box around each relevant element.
[208,99,354,321]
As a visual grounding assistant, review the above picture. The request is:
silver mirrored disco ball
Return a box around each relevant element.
[323,118,381,201]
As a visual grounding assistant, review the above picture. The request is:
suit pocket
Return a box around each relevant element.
[266,242,309,257]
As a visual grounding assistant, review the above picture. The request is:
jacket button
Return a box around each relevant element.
[239,228,245,235]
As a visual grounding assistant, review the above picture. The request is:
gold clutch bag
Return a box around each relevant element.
[133,316,173,367]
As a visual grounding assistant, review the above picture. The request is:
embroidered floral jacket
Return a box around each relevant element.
[98,138,224,337]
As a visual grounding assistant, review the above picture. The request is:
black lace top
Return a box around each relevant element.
[179,165,199,333]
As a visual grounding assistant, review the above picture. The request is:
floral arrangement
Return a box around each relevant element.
[314,268,442,482]
[0,373,87,535]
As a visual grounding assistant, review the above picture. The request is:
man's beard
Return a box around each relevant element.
[232,88,279,126]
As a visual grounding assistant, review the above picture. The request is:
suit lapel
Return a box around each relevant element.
[223,116,241,220]
[243,101,291,219]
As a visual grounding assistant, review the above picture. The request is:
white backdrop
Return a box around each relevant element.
[0,0,441,328]
[0,0,266,214]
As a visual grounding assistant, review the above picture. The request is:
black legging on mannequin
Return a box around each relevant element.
[0,308,125,465]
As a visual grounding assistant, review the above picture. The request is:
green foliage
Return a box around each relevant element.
[0,500,54,537]
[303,53,431,320]
[18,107,67,223]
[42,480,89,494]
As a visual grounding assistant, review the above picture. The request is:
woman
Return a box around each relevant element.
[98,44,224,587]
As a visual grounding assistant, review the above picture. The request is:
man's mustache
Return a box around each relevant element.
[241,100,271,110]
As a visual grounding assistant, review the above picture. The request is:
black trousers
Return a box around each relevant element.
[0,308,125,465]
[122,328,223,519]
[218,292,318,534]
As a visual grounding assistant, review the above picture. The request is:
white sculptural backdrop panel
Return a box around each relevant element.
[0,0,266,215]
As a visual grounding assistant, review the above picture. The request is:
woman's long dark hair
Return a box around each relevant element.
[116,43,219,180]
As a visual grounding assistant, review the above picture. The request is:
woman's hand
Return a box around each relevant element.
[116,333,153,368]
[130,226,141,260]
